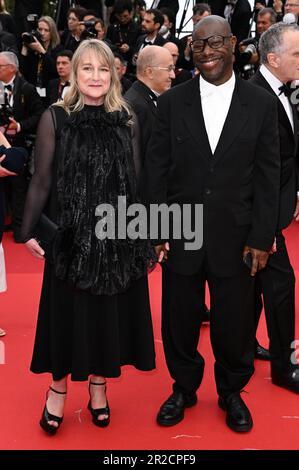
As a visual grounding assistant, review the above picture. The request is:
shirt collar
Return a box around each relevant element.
[259,64,284,97]
[199,72,236,98]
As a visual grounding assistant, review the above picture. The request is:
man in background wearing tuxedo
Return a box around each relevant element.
[47,50,72,105]
[251,22,299,393]
[125,45,174,163]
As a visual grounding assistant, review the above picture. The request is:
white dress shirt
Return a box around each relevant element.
[260,64,294,132]
[200,73,236,154]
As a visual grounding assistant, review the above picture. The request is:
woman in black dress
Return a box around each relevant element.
[21,39,156,435]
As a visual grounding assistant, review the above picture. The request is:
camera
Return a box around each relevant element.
[0,105,13,126]
[22,13,42,45]
[80,20,97,40]
[0,83,13,126]
[240,37,259,64]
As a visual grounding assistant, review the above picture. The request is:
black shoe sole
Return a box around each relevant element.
[156,395,198,427]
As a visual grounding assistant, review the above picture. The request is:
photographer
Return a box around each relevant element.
[0,51,43,242]
[20,16,62,99]
[106,0,142,70]
[239,8,277,78]
[60,6,87,53]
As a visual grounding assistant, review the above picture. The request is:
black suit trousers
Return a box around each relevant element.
[255,231,295,372]
[162,261,255,398]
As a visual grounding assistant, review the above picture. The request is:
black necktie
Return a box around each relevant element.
[278,82,293,98]
[4,84,12,92]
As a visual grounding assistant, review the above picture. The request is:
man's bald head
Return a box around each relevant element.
[136,45,175,94]
[137,45,172,76]
[193,15,232,39]
[163,42,179,65]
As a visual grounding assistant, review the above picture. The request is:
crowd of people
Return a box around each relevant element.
[0,0,299,436]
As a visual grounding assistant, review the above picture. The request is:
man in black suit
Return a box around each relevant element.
[125,45,174,162]
[0,51,43,241]
[251,22,299,393]
[47,50,72,106]
[133,9,166,59]
[143,16,281,432]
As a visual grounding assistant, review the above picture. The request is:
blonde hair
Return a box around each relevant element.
[38,16,61,49]
[58,39,131,115]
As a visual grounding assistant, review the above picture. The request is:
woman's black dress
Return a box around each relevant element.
[21,105,156,381]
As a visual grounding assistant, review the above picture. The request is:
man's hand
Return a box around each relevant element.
[155,242,170,263]
[273,0,283,13]
[0,155,16,177]
[294,197,299,222]
[119,43,129,53]
[255,2,264,9]
[25,238,45,259]
[243,245,270,277]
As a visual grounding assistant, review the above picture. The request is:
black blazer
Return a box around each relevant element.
[142,76,281,277]
[125,80,158,162]
[251,70,299,230]
[11,74,44,145]
[134,34,166,57]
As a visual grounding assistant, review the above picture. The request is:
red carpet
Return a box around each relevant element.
[0,224,299,450]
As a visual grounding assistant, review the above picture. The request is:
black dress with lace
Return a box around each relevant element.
[21,105,156,381]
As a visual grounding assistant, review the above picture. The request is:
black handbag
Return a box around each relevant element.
[33,213,59,263]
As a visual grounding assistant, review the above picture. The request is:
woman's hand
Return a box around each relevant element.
[28,37,46,55]
[0,155,16,177]
[25,238,45,259]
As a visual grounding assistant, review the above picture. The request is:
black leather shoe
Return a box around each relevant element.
[255,342,270,361]
[157,391,197,426]
[272,367,299,393]
[218,393,253,433]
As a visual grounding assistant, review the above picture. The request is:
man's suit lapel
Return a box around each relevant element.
[12,75,21,114]
[135,80,157,117]
[183,76,212,161]
[255,70,296,144]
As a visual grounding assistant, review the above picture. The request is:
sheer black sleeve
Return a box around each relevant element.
[20,108,56,242]
[130,110,142,182]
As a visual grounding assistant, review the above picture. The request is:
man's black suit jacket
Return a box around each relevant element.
[251,70,299,230]
[125,80,157,161]
[142,75,281,277]
[134,34,167,57]
[11,75,44,146]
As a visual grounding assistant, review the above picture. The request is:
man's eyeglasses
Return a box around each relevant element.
[150,64,176,72]
[0,64,10,68]
[190,35,233,52]
[285,3,299,6]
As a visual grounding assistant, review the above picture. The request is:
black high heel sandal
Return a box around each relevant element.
[40,386,67,435]
[87,381,110,427]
